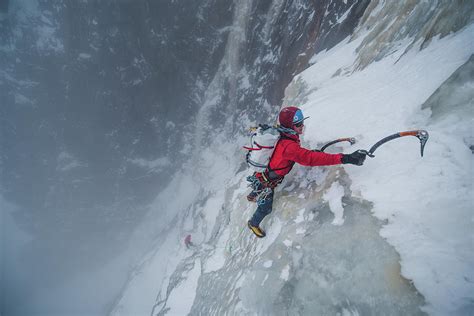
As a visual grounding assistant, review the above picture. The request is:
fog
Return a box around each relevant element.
[1,1,231,314]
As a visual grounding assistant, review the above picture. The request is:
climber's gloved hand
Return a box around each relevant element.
[341,150,367,166]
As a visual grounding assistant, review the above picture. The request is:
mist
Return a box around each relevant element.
[1,0,229,314]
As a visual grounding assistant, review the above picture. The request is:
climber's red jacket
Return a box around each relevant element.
[267,132,343,178]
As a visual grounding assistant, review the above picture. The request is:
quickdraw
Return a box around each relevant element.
[359,130,429,158]
[246,174,275,205]
[258,172,282,189]
[257,188,273,206]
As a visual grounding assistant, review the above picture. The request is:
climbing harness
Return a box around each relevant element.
[246,174,276,205]
[245,134,356,204]
[256,188,273,206]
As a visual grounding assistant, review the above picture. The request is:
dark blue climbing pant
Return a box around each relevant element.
[248,175,274,227]
[250,190,274,226]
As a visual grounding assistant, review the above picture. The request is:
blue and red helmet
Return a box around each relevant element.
[279,106,309,128]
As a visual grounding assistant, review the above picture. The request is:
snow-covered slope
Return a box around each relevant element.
[112,6,473,316]
[294,25,474,316]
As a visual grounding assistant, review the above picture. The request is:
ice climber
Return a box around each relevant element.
[246,106,367,238]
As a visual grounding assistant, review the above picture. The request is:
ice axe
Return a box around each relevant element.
[358,130,429,158]
[319,137,356,152]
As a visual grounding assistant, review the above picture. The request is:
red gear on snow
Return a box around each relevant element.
[268,132,343,177]
[184,234,192,247]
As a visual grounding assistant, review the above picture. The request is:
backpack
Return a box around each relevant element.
[243,124,280,172]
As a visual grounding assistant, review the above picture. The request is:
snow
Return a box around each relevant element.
[295,228,306,235]
[280,265,290,281]
[111,173,210,316]
[231,174,250,203]
[324,181,345,225]
[283,182,296,191]
[294,208,306,223]
[203,226,230,273]
[297,24,474,315]
[256,219,282,254]
[263,260,273,268]
[111,230,185,316]
[201,192,225,241]
[336,3,355,24]
[128,157,170,173]
[341,306,360,316]
[165,259,201,316]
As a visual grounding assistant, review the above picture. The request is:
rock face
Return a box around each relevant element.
[194,0,371,143]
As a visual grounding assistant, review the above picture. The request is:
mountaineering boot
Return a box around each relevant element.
[246,193,258,202]
[247,220,266,238]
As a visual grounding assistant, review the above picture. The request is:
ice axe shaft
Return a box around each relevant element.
[320,137,356,152]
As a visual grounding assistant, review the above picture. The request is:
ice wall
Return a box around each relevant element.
[352,0,474,69]
[288,8,474,315]
[422,55,474,150]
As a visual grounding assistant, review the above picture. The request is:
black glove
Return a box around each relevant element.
[341,150,367,166]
